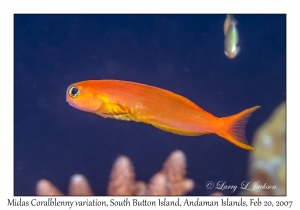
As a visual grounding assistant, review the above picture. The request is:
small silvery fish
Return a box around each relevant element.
[224,14,240,59]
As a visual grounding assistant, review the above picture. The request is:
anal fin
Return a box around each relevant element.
[151,123,209,136]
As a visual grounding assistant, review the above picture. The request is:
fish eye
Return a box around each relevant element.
[69,86,79,98]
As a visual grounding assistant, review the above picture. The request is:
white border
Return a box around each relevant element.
[1,0,297,209]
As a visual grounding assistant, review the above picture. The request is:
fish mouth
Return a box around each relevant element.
[67,101,79,109]
[67,101,94,113]
[67,102,77,108]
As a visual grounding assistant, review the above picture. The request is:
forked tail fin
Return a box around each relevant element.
[216,106,260,150]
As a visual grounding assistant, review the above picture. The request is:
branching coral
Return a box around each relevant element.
[36,150,194,196]
[37,174,93,196]
[107,155,145,195]
[108,150,194,195]
[36,179,64,196]
[148,150,194,196]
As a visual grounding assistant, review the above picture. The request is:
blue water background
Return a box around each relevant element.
[14,14,286,195]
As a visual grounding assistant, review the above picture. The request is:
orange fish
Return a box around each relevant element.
[66,80,260,150]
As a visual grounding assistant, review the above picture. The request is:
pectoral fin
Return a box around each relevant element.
[151,123,209,136]
[96,102,132,121]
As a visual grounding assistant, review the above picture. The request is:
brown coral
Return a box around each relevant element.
[107,150,194,196]
[36,179,64,196]
[68,174,94,196]
[36,150,194,196]
[107,155,145,195]
[36,174,94,196]
[149,150,194,195]
[147,172,168,195]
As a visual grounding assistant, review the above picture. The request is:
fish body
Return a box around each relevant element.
[224,14,240,59]
[66,80,259,150]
